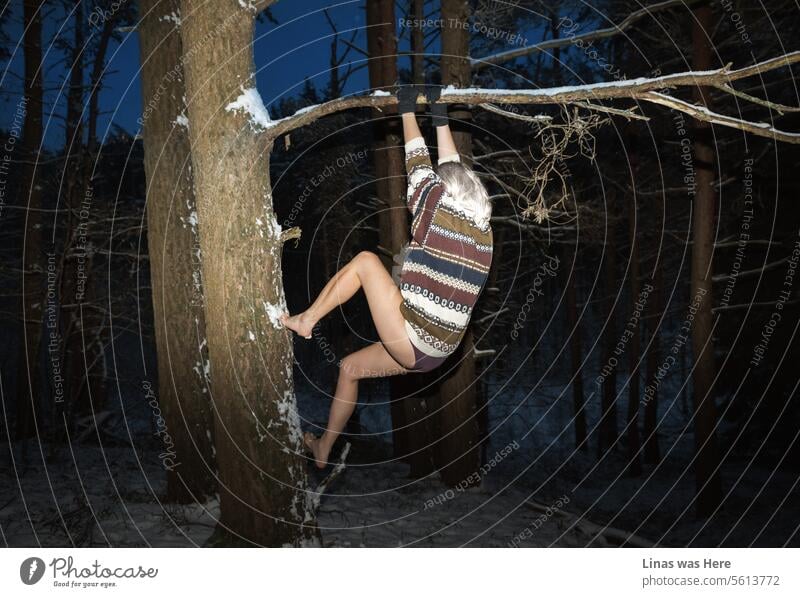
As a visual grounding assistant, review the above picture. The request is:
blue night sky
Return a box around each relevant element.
[0,0,558,150]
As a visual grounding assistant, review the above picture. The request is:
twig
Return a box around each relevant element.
[571,101,650,121]
[472,0,706,70]
[526,498,655,547]
[478,103,552,123]
[309,442,351,512]
[279,226,302,246]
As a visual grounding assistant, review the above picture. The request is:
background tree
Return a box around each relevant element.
[689,2,722,516]
[138,0,216,503]
[15,0,45,444]
[433,0,482,488]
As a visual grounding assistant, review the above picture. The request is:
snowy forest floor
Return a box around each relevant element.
[0,437,596,547]
[1,332,797,547]
[1,427,797,547]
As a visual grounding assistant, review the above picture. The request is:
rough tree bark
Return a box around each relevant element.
[139,0,217,503]
[16,0,45,441]
[179,0,317,545]
[690,3,722,516]
[434,0,482,487]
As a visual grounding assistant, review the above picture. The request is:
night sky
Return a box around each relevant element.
[0,0,557,149]
[0,0,398,148]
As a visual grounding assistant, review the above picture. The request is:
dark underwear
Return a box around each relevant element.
[410,343,447,373]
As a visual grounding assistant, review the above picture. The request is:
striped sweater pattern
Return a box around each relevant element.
[399,137,493,358]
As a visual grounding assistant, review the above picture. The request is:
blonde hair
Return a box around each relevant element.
[437,161,492,230]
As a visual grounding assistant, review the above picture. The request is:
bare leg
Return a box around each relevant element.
[281,255,363,339]
[304,342,408,468]
[281,251,415,368]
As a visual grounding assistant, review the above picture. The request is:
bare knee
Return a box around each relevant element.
[339,355,362,382]
[353,250,381,272]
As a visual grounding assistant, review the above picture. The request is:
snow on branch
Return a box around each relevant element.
[472,0,703,71]
[636,92,800,144]
[263,52,800,144]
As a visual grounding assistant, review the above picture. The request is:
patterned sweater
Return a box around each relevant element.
[399,137,493,358]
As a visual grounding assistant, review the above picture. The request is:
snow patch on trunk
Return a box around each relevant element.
[159,11,181,26]
[263,300,285,329]
[225,87,273,130]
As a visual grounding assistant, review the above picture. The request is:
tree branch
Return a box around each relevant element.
[261,52,800,143]
[636,91,800,143]
[472,0,704,71]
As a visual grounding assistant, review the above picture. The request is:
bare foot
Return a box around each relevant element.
[280,312,315,339]
[303,431,329,469]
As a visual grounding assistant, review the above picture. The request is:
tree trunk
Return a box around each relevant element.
[626,194,642,476]
[139,0,217,503]
[16,0,45,441]
[411,0,425,84]
[57,5,117,429]
[643,194,663,464]
[434,0,482,488]
[598,216,619,457]
[563,241,586,450]
[365,0,435,472]
[179,0,317,545]
[690,3,722,517]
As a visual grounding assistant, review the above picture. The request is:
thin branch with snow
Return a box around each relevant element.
[259,52,800,144]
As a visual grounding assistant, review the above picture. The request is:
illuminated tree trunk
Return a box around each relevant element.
[179,0,317,545]
[139,0,216,503]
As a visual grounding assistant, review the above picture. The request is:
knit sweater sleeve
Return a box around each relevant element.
[404,136,445,245]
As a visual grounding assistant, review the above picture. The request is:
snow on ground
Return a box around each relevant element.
[0,439,219,547]
[314,454,590,547]
[2,330,797,547]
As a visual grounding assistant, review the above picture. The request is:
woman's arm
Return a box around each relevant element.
[424,86,460,164]
[402,111,423,144]
[397,87,443,244]
[435,123,460,164]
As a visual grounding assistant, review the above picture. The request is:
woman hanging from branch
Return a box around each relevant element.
[281,85,494,468]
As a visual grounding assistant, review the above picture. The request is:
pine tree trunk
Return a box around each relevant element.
[598,216,619,457]
[643,194,663,464]
[57,5,117,428]
[138,0,217,503]
[365,0,434,471]
[60,3,85,399]
[16,0,45,441]
[626,194,642,476]
[179,0,317,545]
[563,241,586,450]
[435,0,482,488]
[690,3,722,517]
[411,0,425,84]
